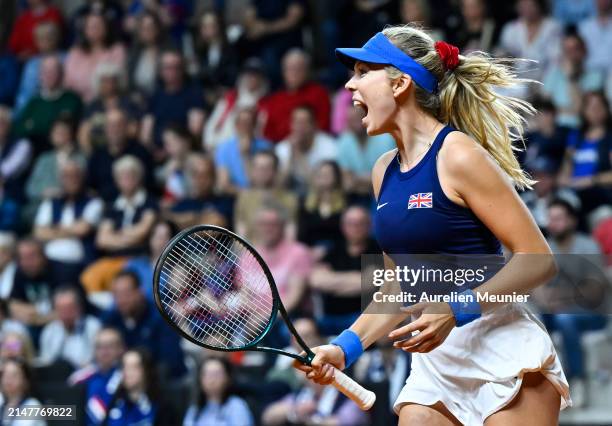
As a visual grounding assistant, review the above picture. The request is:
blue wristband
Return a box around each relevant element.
[330,329,363,369]
[448,289,481,327]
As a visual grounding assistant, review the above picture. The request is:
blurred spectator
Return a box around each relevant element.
[335,0,397,50]
[0,358,46,426]
[140,49,206,149]
[8,238,58,330]
[521,157,576,230]
[260,49,331,142]
[525,98,570,171]
[310,205,378,335]
[95,155,157,257]
[101,271,186,378]
[87,108,154,202]
[215,106,272,194]
[14,22,63,113]
[70,0,124,44]
[26,117,86,204]
[452,0,500,53]
[0,300,28,340]
[8,0,63,60]
[337,106,395,197]
[63,12,126,103]
[537,198,608,407]
[190,10,239,97]
[104,348,174,426]
[0,106,33,202]
[296,161,345,258]
[68,327,124,425]
[127,12,168,97]
[124,220,177,303]
[12,55,83,152]
[578,0,612,73]
[0,233,17,299]
[558,91,612,213]
[34,160,102,279]
[498,0,562,85]
[547,198,603,254]
[542,32,604,128]
[554,0,597,26]
[276,106,337,193]
[78,63,141,155]
[183,356,254,426]
[38,285,101,368]
[399,0,444,41]
[254,204,313,315]
[0,332,35,367]
[242,0,305,83]
[234,150,298,241]
[165,153,233,229]
[156,125,193,206]
[82,156,157,293]
[204,57,269,151]
[0,50,19,107]
[124,0,191,44]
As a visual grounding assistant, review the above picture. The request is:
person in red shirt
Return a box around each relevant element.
[8,0,63,60]
[259,48,330,142]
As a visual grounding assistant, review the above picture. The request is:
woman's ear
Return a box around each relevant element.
[392,74,412,100]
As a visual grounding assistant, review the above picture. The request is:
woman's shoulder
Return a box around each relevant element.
[371,148,398,199]
[439,130,491,170]
[372,148,398,174]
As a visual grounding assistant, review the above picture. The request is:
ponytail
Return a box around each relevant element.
[382,24,536,190]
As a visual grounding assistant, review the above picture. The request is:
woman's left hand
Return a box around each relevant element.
[388,302,456,353]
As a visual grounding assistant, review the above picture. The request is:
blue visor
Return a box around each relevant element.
[335,32,438,94]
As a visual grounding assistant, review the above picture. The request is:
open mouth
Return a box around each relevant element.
[353,100,369,121]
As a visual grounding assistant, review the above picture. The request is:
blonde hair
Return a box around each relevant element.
[113,155,144,181]
[382,24,535,189]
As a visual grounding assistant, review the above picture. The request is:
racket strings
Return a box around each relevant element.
[162,238,267,346]
[158,229,274,349]
[179,233,273,321]
[161,237,268,348]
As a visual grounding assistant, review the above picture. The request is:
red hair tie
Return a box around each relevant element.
[435,41,460,71]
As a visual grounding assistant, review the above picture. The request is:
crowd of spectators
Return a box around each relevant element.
[0,0,611,424]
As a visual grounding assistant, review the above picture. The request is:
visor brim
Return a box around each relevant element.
[335,48,391,70]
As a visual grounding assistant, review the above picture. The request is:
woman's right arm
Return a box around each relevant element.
[294,150,410,381]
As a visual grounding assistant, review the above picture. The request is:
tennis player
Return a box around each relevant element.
[294,25,571,425]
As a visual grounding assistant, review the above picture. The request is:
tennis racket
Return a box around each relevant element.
[153,224,376,410]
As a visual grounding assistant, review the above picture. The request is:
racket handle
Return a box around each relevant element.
[331,367,376,410]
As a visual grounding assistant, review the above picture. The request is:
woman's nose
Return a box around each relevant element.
[345,75,357,91]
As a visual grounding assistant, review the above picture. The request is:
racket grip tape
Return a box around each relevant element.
[331,367,376,410]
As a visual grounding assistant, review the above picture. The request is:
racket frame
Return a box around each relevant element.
[153,224,315,364]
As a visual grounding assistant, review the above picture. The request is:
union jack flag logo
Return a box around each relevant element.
[408,192,433,209]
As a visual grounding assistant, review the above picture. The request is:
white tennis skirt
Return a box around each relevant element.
[393,303,572,425]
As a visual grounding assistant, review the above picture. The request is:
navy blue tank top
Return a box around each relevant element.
[374,125,502,257]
